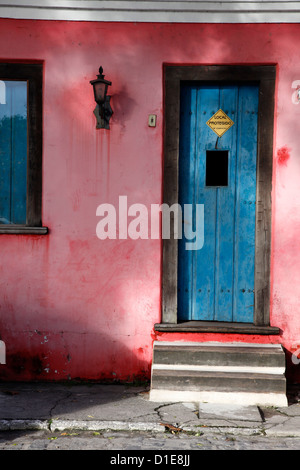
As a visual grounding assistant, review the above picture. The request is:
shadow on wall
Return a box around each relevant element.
[0,327,152,383]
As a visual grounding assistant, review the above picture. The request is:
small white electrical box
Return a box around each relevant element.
[148,114,157,127]
[0,341,6,364]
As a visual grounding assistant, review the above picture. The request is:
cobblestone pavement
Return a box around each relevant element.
[1,429,300,451]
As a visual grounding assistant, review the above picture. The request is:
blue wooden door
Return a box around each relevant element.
[178,83,259,323]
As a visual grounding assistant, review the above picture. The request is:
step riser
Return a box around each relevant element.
[153,349,286,368]
[151,371,286,394]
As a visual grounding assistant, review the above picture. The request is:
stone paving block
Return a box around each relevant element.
[199,403,263,422]
[264,416,300,437]
[276,403,300,417]
[156,402,199,426]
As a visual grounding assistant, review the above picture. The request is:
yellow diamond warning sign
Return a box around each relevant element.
[206,109,234,137]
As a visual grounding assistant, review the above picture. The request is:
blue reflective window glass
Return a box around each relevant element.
[0,80,27,224]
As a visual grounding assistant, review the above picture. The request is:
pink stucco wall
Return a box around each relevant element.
[0,19,300,383]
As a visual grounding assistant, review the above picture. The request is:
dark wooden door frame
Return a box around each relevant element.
[158,64,279,334]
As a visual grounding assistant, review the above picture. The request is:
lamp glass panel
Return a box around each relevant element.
[94,82,107,104]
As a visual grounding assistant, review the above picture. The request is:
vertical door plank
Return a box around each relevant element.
[233,85,258,322]
[178,85,197,320]
[213,85,238,322]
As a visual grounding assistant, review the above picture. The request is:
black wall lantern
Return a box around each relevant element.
[90,66,113,129]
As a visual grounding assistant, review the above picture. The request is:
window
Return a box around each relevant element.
[0,63,47,234]
[206,150,229,187]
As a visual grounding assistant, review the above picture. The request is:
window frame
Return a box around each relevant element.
[0,62,47,234]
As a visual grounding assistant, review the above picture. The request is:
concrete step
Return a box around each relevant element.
[153,341,286,369]
[149,341,287,407]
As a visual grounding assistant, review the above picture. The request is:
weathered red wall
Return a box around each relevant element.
[0,19,300,383]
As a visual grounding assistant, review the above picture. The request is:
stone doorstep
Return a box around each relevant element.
[150,341,288,407]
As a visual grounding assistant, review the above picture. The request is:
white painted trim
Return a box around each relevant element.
[152,364,286,374]
[149,389,288,406]
[0,340,5,365]
[0,1,300,23]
